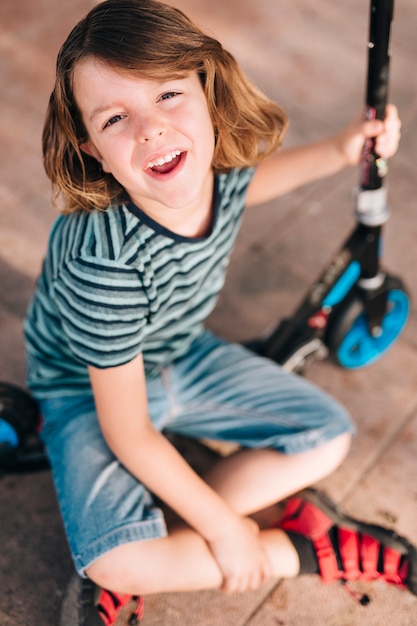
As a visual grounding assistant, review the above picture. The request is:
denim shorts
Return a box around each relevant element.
[37,330,354,576]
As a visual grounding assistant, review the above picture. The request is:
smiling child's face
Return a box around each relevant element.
[73,59,216,222]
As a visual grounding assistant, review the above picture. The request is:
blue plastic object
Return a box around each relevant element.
[0,418,19,448]
[323,261,361,308]
[336,289,410,369]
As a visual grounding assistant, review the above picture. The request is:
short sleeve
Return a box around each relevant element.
[53,255,149,368]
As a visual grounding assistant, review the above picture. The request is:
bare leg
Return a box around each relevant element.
[86,433,351,595]
[203,432,351,514]
[87,524,299,595]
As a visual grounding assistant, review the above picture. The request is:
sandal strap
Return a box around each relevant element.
[359,532,380,579]
[338,528,361,579]
[96,587,144,625]
[312,533,343,583]
[381,546,408,587]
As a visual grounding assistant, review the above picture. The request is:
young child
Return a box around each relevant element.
[24,0,415,623]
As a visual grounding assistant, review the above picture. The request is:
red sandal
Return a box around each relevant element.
[279,489,417,594]
[80,578,144,625]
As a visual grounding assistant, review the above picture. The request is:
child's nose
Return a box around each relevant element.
[136,112,166,143]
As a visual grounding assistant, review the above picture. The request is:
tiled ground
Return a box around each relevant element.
[0,1,416,624]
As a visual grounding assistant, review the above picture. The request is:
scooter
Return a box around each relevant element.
[0,0,410,477]
[256,0,410,373]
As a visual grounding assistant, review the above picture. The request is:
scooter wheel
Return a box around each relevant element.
[0,382,38,444]
[326,283,410,369]
[0,382,48,472]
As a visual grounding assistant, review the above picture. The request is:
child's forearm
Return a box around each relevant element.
[246,135,349,207]
[103,412,238,541]
[270,138,345,196]
[113,422,243,542]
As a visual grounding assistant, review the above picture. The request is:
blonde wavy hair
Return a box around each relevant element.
[43,0,288,213]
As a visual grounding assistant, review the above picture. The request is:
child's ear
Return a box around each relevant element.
[79,141,102,162]
[79,141,110,173]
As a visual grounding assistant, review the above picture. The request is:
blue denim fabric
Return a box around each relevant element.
[38,330,354,575]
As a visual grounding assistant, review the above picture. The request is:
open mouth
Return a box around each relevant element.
[147,150,184,175]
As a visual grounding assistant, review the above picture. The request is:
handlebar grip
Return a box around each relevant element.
[360,0,394,190]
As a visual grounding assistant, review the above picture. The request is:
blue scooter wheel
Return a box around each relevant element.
[0,419,19,448]
[0,382,48,472]
[0,383,37,445]
[329,288,410,369]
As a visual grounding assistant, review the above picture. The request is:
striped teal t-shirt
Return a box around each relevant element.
[24,167,255,397]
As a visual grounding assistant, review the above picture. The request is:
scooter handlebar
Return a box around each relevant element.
[359,0,394,191]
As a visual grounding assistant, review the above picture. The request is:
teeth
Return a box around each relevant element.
[147,150,181,169]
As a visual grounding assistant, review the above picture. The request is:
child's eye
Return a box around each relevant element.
[159,91,181,101]
[103,114,126,129]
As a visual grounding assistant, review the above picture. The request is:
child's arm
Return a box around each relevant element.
[88,354,272,591]
[246,104,401,207]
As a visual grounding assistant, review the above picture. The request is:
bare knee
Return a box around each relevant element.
[315,431,352,479]
[86,543,150,595]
